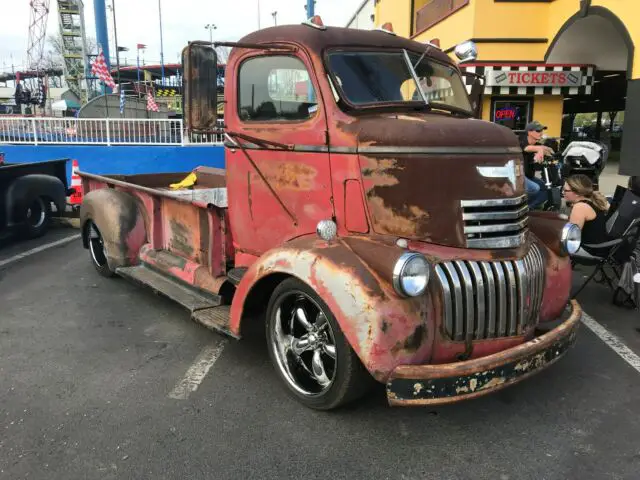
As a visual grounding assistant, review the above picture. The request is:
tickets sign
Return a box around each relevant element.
[485,70,583,88]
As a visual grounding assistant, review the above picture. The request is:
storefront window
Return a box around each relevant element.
[491,98,531,131]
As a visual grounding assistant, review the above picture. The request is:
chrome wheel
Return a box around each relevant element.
[26,198,46,229]
[270,290,338,397]
[88,221,108,268]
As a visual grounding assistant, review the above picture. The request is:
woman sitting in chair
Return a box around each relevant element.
[564,174,615,257]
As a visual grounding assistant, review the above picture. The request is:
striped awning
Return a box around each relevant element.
[460,64,596,96]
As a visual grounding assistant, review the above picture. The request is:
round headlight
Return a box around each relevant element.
[561,222,582,255]
[393,253,430,297]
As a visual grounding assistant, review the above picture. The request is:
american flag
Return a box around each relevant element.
[146,91,159,112]
[90,48,116,89]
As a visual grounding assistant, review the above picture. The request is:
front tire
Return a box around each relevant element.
[266,278,373,410]
[86,220,115,278]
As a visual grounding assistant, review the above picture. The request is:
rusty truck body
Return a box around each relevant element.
[78,20,582,410]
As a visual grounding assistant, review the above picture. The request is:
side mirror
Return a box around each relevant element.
[182,42,218,133]
[454,40,477,64]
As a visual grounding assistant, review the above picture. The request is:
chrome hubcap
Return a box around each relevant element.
[88,222,107,267]
[271,292,337,397]
[26,198,46,228]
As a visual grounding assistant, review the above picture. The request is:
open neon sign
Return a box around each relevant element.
[495,107,517,120]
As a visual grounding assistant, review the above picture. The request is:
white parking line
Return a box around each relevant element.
[168,340,227,400]
[582,312,640,374]
[0,234,81,269]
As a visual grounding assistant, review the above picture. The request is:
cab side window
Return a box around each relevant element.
[238,56,318,122]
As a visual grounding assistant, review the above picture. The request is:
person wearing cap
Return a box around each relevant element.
[519,120,555,208]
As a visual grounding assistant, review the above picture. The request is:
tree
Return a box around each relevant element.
[41,33,97,70]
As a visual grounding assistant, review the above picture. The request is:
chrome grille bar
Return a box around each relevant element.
[503,262,518,336]
[493,262,508,337]
[455,262,475,341]
[460,195,527,208]
[514,259,527,334]
[436,244,546,341]
[480,262,496,338]
[443,262,464,341]
[468,262,485,339]
[530,244,546,325]
[435,265,453,338]
[462,205,529,221]
[464,218,528,234]
[461,195,528,249]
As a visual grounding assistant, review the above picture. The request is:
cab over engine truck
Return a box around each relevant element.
[79,19,583,410]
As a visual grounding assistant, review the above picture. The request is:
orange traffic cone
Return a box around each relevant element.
[69,160,83,206]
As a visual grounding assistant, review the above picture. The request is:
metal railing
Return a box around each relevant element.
[0,116,224,146]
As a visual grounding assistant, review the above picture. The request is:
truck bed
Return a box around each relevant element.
[87,167,228,208]
[79,165,236,335]
[0,158,69,189]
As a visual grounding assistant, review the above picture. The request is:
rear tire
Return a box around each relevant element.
[86,220,116,278]
[20,196,51,239]
[265,277,373,410]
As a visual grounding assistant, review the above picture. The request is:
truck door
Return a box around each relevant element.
[225,52,333,257]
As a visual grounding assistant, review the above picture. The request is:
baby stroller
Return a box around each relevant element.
[561,140,609,191]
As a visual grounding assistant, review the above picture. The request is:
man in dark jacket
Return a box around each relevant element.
[519,120,554,208]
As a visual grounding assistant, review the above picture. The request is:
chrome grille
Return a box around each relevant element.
[434,243,546,341]
[461,195,529,249]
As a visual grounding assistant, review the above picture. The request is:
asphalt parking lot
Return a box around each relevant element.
[1,229,640,480]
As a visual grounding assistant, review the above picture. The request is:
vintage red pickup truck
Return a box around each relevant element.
[79,18,583,410]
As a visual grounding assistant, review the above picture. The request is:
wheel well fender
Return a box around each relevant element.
[4,174,65,225]
[528,210,568,257]
[80,188,147,270]
[229,238,434,382]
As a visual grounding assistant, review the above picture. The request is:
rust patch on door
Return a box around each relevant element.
[261,162,318,190]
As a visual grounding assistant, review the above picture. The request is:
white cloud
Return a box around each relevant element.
[1,0,365,74]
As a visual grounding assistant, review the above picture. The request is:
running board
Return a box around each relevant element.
[115,265,236,338]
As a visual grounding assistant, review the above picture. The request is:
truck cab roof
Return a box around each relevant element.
[235,24,453,65]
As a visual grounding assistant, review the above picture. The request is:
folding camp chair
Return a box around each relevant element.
[571,217,640,308]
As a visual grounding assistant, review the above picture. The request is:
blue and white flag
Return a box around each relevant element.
[119,88,125,114]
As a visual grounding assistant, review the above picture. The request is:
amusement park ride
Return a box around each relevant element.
[14,0,90,110]
[10,0,318,115]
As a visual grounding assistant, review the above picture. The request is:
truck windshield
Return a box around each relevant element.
[327,50,472,114]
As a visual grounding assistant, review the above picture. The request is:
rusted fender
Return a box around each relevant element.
[230,235,436,383]
[80,188,147,270]
[528,211,569,258]
[528,212,573,322]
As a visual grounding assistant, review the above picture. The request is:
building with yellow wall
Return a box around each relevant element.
[373,0,640,175]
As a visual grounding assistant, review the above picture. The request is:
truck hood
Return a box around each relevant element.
[344,113,527,248]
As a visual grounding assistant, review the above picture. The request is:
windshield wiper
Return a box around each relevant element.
[402,49,429,107]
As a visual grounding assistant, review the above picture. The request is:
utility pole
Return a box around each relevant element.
[257,0,261,29]
[109,0,122,87]
[272,11,278,26]
[158,0,165,86]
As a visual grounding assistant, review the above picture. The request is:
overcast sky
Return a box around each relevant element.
[1,0,365,74]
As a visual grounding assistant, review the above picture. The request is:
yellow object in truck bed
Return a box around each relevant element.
[169,172,198,190]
